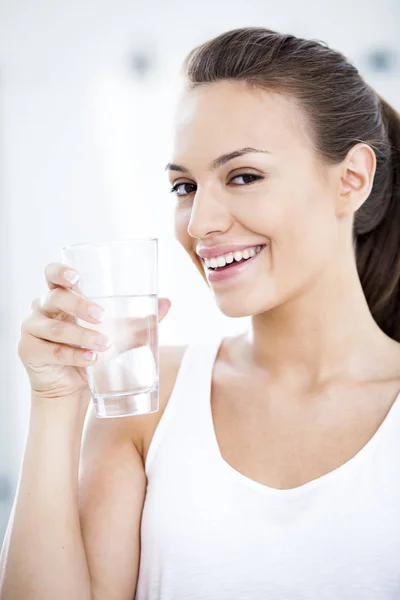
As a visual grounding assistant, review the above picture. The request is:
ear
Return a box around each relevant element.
[336,143,376,219]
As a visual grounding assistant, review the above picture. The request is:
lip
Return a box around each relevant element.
[206,245,265,284]
[197,243,265,260]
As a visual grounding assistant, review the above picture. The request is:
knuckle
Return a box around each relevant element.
[47,287,62,305]
[44,262,58,283]
[17,335,28,358]
[38,290,51,312]
[44,264,51,281]
[50,319,64,337]
[18,333,35,360]
[20,317,30,335]
[53,344,65,363]
[31,297,40,312]
[58,311,71,322]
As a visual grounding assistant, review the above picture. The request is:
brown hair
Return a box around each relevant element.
[183,27,400,341]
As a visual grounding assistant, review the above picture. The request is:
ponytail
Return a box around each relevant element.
[356,96,400,341]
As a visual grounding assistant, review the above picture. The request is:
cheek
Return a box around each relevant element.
[174,205,191,250]
[234,184,336,272]
[174,205,206,280]
[270,191,337,278]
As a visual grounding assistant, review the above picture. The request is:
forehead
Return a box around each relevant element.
[172,81,313,162]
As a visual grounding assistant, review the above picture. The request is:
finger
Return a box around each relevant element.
[38,287,105,324]
[99,297,171,358]
[22,312,111,353]
[158,297,171,320]
[31,295,75,329]
[31,297,41,313]
[18,334,98,367]
[109,296,171,353]
[45,263,80,291]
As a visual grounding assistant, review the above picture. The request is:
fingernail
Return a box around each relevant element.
[83,351,97,362]
[63,269,79,284]
[92,334,110,350]
[88,305,105,322]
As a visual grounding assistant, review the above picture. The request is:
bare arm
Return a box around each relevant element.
[0,393,94,600]
[78,405,146,600]
[0,262,171,600]
[0,393,147,600]
[75,345,185,599]
[0,349,182,600]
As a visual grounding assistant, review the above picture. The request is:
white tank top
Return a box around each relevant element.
[135,335,400,600]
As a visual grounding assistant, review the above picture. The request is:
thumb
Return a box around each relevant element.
[158,297,171,321]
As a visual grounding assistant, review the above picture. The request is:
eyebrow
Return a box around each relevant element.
[165,147,270,173]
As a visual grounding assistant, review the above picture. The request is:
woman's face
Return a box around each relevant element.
[168,81,342,318]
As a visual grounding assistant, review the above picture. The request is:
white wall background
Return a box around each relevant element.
[1,0,400,539]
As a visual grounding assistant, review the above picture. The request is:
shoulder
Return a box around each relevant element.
[130,344,188,461]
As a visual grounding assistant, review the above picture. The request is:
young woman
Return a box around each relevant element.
[1,26,400,600]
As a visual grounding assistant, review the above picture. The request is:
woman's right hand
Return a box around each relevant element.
[18,263,171,401]
[18,263,111,400]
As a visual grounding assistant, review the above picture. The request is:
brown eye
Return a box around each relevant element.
[229,174,263,186]
[170,182,197,197]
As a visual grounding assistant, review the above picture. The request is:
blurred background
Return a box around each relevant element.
[1,0,400,542]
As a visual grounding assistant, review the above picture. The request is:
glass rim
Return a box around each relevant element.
[61,237,158,252]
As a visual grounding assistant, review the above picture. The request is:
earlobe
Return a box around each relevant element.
[337,143,376,218]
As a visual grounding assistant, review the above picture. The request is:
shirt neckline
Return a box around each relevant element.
[206,335,400,497]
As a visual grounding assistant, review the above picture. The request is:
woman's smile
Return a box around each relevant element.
[201,244,266,284]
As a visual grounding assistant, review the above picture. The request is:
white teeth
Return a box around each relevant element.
[204,245,264,270]
[217,256,226,267]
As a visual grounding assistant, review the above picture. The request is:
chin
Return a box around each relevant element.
[214,294,277,319]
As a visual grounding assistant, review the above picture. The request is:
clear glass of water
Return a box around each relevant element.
[61,239,158,418]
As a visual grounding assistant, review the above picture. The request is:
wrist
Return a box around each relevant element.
[30,389,91,429]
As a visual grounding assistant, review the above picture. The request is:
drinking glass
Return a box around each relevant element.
[61,239,158,418]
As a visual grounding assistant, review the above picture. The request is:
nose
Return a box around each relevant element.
[187,188,233,239]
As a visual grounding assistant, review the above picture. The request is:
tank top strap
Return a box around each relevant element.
[145,333,223,475]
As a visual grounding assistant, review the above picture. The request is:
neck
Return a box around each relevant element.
[246,255,390,388]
